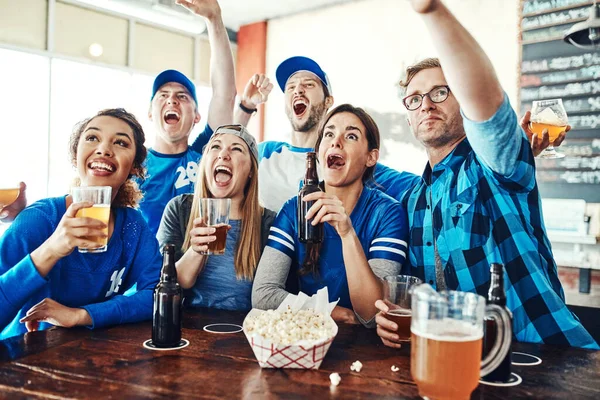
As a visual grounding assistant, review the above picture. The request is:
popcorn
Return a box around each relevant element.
[244,306,336,345]
[391,365,400,372]
[350,360,363,372]
[329,372,341,386]
[243,288,339,369]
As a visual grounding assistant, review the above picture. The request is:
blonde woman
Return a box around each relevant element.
[157,125,276,311]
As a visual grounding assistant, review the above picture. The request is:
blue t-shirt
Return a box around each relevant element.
[138,124,213,236]
[185,219,253,311]
[257,141,420,212]
[0,197,162,340]
[266,186,408,309]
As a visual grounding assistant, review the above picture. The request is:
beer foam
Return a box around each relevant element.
[531,107,567,125]
[411,318,482,342]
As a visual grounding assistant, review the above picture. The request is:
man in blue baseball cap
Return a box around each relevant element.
[138,0,236,235]
[235,56,419,212]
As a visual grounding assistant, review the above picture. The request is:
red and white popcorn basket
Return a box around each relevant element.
[243,288,339,369]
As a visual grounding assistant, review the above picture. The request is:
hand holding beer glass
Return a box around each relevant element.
[410,285,512,400]
[529,99,568,159]
[382,275,423,342]
[198,198,231,255]
[71,186,112,253]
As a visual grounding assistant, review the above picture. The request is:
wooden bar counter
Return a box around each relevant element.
[1,308,598,399]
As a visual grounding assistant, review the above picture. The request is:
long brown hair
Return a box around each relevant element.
[182,132,263,281]
[301,104,381,276]
[69,108,147,208]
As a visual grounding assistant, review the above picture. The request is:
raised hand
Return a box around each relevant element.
[175,0,221,20]
[303,192,354,238]
[408,0,440,14]
[241,74,274,110]
[43,201,108,259]
[374,299,403,348]
[20,298,90,332]
[0,181,27,223]
[520,110,569,157]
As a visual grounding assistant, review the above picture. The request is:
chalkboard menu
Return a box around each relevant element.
[521,0,600,201]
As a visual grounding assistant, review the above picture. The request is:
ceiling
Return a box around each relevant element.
[68,0,359,33]
[217,0,359,30]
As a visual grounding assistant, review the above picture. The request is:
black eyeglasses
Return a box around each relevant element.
[402,85,451,111]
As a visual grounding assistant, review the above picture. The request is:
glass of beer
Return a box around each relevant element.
[410,285,512,400]
[383,275,422,342]
[0,186,20,209]
[199,198,231,255]
[529,98,568,159]
[71,186,112,253]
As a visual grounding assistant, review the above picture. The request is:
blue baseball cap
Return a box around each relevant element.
[151,69,198,107]
[275,56,332,95]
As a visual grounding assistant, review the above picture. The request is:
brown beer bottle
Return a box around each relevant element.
[482,263,513,382]
[152,244,183,348]
[298,152,323,243]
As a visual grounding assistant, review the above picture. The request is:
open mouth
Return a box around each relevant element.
[293,99,308,117]
[88,160,116,175]
[164,110,180,125]
[214,165,233,185]
[327,154,345,169]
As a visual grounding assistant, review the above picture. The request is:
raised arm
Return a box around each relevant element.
[408,0,503,121]
[177,0,236,128]
[234,73,274,127]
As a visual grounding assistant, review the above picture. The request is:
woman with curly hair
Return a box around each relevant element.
[0,108,162,340]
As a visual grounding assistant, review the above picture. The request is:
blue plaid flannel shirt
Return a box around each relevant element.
[402,94,598,349]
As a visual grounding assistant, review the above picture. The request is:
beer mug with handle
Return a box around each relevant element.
[410,285,511,400]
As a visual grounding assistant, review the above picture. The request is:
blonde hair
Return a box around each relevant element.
[182,135,263,281]
[399,57,442,95]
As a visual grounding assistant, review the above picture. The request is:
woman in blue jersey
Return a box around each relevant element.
[156,125,276,311]
[0,108,162,340]
[252,104,408,326]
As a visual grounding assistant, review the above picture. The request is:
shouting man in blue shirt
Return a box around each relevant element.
[376,0,597,348]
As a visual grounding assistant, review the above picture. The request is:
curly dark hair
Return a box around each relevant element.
[69,108,147,208]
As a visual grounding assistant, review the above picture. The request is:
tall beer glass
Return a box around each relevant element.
[199,198,231,255]
[71,186,112,253]
[383,275,422,342]
[529,99,568,159]
[410,285,511,400]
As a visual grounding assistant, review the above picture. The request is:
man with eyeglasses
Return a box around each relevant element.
[375,0,596,349]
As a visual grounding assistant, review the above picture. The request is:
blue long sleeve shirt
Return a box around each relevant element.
[0,197,162,340]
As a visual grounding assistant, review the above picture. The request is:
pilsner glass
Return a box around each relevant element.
[199,198,231,255]
[410,285,512,400]
[383,275,423,342]
[71,186,112,253]
[0,186,20,209]
[529,99,568,159]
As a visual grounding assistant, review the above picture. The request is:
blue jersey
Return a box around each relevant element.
[138,124,213,235]
[257,141,420,212]
[0,197,162,340]
[266,186,408,309]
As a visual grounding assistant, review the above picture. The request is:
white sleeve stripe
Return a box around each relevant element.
[371,238,408,247]
[369,246,406,258]
[268,235,295,251]
[270,227,295,244]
